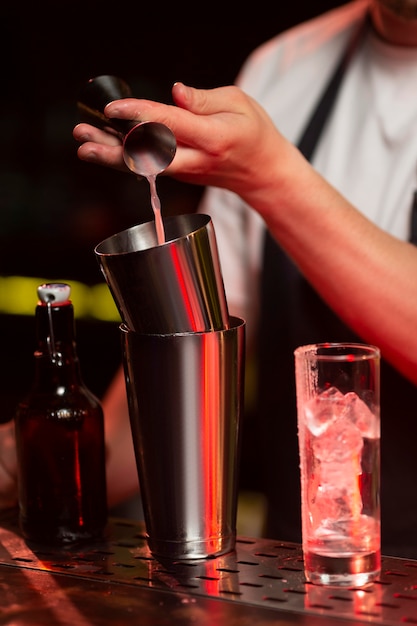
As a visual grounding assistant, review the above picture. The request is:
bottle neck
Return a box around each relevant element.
[33,301,83,387]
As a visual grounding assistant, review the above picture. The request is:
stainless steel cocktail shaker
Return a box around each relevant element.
[95,213,230,334]
[122,317,245,559]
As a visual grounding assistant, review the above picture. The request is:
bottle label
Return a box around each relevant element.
[46,408,88,422]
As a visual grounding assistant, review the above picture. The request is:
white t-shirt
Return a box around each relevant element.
[198,0,417,344]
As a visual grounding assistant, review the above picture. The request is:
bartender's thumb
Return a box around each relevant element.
[172,82,229,116]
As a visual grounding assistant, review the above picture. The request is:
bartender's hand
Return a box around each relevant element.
[73,82,301,215]
[0,421,17,510]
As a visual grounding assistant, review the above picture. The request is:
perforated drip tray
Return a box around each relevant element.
[2,514,417,625]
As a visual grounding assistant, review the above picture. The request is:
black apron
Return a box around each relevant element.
[254,15,417,557]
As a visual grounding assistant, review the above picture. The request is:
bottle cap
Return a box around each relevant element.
[37,283,71,305]
[36,283,72,365]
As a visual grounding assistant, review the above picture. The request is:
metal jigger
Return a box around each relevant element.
[77,75,177,177]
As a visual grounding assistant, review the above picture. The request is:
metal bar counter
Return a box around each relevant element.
[1,511,417,625]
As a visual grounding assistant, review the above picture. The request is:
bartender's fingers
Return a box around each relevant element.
[73,124,129,172]
[73,123,122,147]
[73,123,131,172]
[0,421,17,510]
[104,96,221,151]
[76,142,130,173]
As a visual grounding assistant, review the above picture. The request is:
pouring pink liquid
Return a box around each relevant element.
[147,174,165,245]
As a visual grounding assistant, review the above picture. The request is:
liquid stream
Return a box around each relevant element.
[147,174,165,245]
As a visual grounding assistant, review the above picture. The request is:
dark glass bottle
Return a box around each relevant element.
[14,283,108,545]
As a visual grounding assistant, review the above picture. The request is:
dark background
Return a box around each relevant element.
[0,0,345,420]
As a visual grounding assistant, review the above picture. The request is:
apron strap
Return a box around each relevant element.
[297,17,369,161]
